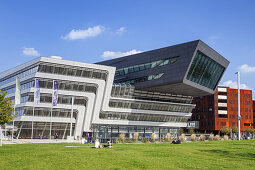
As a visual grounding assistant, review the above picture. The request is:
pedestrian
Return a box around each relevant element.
[55,133,59,142]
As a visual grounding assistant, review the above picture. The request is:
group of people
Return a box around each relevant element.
[171,139,181,144]
[94,139,112,148]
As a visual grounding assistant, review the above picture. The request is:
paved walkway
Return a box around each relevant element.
[1,139,81,145]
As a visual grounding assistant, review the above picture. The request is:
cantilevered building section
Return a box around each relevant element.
[98,40,229,97]
[0,40,229,142]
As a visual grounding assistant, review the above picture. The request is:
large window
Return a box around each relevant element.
[121,73,164,84]
[108,100,194,113]
[0,66,38,87]
[99,111,189,123]
[115,56,179,76]
[186,51,225,90]
[38,64,107,81]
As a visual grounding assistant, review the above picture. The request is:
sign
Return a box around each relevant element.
[52,80,58,106]
[15,77,21,105]
[34,78,40,105]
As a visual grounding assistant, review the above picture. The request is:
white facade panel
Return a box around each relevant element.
[218,103,227,107]
[1,57,195,140]
[218,95,227,100]
[218,87,227,92]
[218,110,228,115]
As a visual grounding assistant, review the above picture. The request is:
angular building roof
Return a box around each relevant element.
[98,40,230,97]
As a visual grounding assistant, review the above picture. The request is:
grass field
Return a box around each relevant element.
[0,140,255,170]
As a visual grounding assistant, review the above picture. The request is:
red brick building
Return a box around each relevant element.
[191,86,253,133]
[253,101,255,128]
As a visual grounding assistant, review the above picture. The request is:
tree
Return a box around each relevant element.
[0,90,15,126]
[220,126,230,135]
[245,128,253,134]
[180,128,184,134]
[188,128,194,134]
[231,126,238,133]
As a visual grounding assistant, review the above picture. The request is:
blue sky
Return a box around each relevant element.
[1,0,255,96]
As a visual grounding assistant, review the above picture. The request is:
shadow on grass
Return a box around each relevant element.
[199,149,255,160]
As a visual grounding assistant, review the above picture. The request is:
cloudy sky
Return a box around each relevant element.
[0,0,255,97]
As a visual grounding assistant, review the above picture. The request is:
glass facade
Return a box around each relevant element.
[109,100,193,113]
[100,111,189,123]
[120,73,164,84]
[186,51,225,90]
[111,84,193,104]
[14,107,78,118]
[12,121,75,139]
[91,124,179,143]
[115,56,179,76]
[3,79,97,96]
[0,66,38,87]
[38,64,107,81]
[38,79,97,94]
[2,81,34,94]
[11,93,87,106]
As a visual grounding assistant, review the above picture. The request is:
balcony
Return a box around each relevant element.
[218,103,227,107]
[218,95,227,100]
[218,87,227,92]
[218,110,228,115]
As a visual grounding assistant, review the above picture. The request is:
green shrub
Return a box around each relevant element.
[142,138,148,143]
[232,126,238,133]
[245,128,253,134]
[180,128,184,135]
[189,128,194,135]
[116,138,122,144]
[124,138,133,143]
[220,126,230,135]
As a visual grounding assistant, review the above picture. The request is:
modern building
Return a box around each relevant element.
[0,40,229,141]
[191,86,254,133]
[98,40,229,97]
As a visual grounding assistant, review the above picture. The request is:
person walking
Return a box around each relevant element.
[55,133,59,142]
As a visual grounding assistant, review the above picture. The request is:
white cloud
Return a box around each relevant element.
[62,25,105,40]
[221,80,249,89]
[102,49,142,59]
[23,47,40,56]
[238,64,255,74]
[116,27,126,35]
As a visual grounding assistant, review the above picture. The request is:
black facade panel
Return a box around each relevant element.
[98,40,229,97]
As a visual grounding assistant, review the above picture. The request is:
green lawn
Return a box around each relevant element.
[0,140,255,170]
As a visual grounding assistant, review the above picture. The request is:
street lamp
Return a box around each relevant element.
[235,72,241,140]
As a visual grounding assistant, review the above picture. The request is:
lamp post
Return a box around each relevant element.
[235,72,241,140]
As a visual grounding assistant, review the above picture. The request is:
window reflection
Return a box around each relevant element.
[115,56,179,76]
[186,51,225,90]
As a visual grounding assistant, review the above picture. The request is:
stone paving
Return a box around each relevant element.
[1,139,81,145]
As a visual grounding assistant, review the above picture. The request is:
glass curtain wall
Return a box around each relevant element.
[186,51,225,90]
[115,56,179,76]
[14,121,75,139]
[91,125,179,143]
[99,112,189,123]
[38,64,107,81]
[108,100,194,113]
